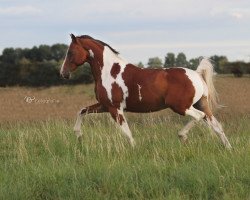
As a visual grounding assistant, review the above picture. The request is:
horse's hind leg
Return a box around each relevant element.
[178,119,196,143]
[195,96,232,149]
[178,106,205,143]
[73,103,105,140]
[205,115,232,149]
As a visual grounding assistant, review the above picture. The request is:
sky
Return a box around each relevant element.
[1,0,250,64]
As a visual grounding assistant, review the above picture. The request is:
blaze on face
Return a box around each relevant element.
[60,34,89,79]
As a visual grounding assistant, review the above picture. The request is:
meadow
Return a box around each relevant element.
[0,76,249,199]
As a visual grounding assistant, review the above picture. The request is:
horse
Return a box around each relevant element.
[60,34,232,149]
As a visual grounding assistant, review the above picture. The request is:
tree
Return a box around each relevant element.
[188,58,200,70]
[1,48,17,64]
[0,48,21,86]
[147,57,163,68]
[51,44,68,61]
[209,55,228,73]
[175,52,188,67]
[164,53,175,68]
[137,62,144,68]
[38,45,52,61]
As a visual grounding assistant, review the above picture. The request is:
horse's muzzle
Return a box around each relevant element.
[61,72,70,79]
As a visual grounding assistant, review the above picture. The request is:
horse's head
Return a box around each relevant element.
[60,34,89,79]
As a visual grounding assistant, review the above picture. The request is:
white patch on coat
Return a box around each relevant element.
[60,47,69,75]
[137,84,142,101]
[101,46,129,108]
[182,68,205,105]
[88,49,94,58]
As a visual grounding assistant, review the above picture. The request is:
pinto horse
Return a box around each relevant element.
[60,34,232,149]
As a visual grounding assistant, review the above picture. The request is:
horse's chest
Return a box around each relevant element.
[96,68,128,108]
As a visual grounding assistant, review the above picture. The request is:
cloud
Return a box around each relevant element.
[0,5,42,15]
[1,0,250,63]
[117,40,250,50]
[210,2,250,20]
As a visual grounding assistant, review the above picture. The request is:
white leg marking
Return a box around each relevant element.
[120,120,135,147]
[73,108,86,138]
[137,84,142,101]
[206,116,232,149]
[117,109,135,147]
[178,119,196,141]
[185,107,205,121]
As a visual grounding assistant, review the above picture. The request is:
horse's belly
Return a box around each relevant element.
[125,97,167,113]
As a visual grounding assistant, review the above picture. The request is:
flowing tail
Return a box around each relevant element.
[196,58,219,110]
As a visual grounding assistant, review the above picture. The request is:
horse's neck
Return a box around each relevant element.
[90,46,128,81]
[103,46,128,69]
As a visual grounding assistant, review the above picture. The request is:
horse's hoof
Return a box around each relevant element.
[178,135,188,144]
[77,135,83,143]
[225,143,232,150]
[130,139,136,148]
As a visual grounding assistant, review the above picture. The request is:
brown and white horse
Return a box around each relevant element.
[60,34,232,149]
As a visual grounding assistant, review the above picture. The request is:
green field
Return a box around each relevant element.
[0,76,250,199]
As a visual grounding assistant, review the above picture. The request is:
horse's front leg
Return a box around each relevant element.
[108,107,135,147]
[74,103,105,140]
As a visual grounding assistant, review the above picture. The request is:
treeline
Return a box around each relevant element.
[0,45,249,87]
[146,53,250,76]
[0,44,93,87]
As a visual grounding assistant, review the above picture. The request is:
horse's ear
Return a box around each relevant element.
[70,33,77,43]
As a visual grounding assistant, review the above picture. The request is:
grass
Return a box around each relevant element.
[0,114,250,199]
[0,76,250,199]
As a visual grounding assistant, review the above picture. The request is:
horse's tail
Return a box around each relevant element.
[196,58,219,110]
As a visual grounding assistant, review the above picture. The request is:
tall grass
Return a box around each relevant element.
[0,114,249,199]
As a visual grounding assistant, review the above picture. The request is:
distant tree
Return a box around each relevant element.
[188,58,200,70]
[1,48,17,64]
[247,65,250,75]
[231,66,243,77]
[226,61,250,77]
[147,57,163,68]
[51,44,68,61]
[209,55,228,73]
[0,48,21,86]
[164,53,175,68]
[38,45,52,61]
[137,62,144,68]
[176,52,188,67]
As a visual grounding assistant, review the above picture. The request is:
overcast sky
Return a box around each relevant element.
[1,0,250,64]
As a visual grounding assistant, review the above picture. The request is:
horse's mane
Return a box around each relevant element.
[79,35,119,55]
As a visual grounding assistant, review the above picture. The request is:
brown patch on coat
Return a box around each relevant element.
[95,82,112,108]
[110,63,121,79]
[122,64,168,112]
[111,82,123,108]
[79,38,105,78]
[164,68,195,115]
